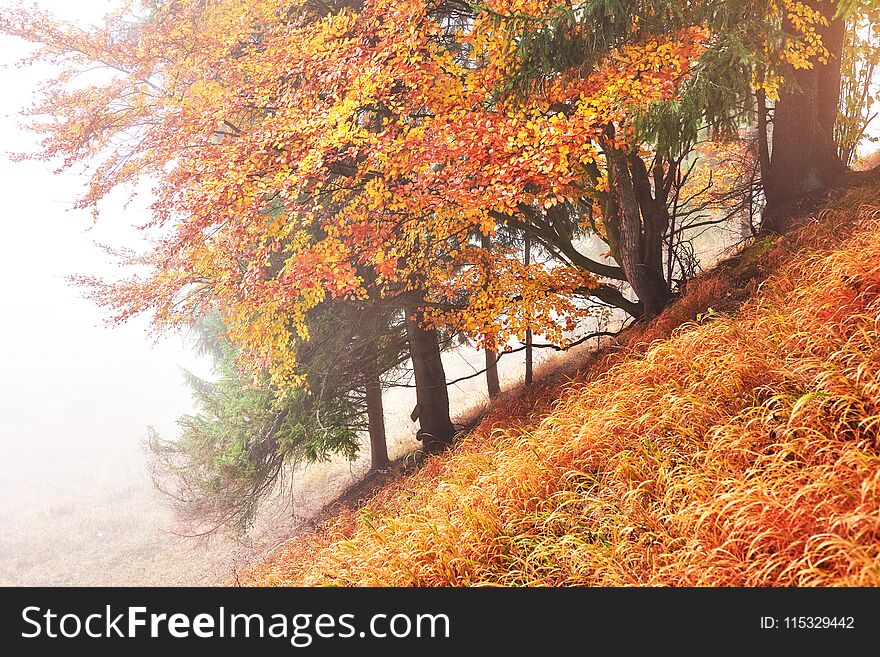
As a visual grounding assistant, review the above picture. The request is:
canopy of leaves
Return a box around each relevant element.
[0,0,708,386]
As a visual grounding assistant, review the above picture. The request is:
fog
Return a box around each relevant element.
[0,0,215,584]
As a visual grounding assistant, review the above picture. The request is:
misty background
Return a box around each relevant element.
[0,0,221,584]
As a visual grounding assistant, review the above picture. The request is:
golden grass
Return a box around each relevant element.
[855,149,880,172]
[246,184,880,586]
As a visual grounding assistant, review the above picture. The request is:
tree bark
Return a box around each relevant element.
[484,348,501,398]
[756,88,772,184]
[763,0,847,229]
[630,154,670,279]
[404,302,455,451]
[604,144,670,319]
[524,231,533,385]
[364,355,389,471]
[479,233,501,399]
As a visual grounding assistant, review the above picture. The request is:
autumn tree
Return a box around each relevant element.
[501,1,878,235]
[474,3,743,317]
[1,0,706,388]
[759,0,848,226]
[479,233,502,398]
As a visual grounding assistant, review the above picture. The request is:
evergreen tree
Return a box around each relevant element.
[150,301,410,532]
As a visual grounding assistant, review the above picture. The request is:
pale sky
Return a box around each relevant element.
[0,0,207,467]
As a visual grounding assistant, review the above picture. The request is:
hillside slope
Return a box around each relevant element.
[246,184,880,586]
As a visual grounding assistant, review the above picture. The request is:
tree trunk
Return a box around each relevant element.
[364,356,389,471]
[756,89,772,184]
[630,154,670,282]
[604,145,670,319]
[524,329,533,385]
[404,302,455,451]
[484,348,501,399]
[524,232,533,385]
[480,233,501,399]
[763,0,847,229]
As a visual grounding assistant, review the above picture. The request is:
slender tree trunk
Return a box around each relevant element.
[524,232,533,385]
[763,0,847,229]
[480,233,501,399]
[404,302,455,451]
[364,356,389,471]
[524,329,533,385]
[755,88,771,185]
[484,346,501,399]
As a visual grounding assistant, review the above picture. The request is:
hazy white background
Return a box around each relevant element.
[0,0,222,584]
[0,0,208,456]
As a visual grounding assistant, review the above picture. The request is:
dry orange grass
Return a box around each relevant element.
[854,149,880,172]
[246,184,880,587]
